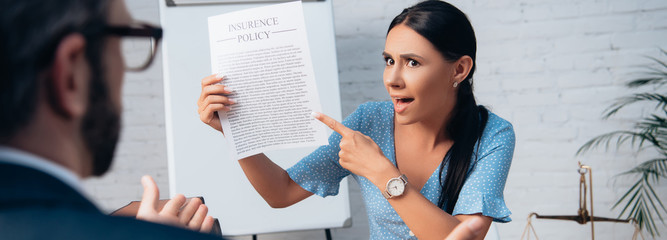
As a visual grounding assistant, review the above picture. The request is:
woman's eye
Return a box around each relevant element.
[385,58,395,66]
[407,59,420,67]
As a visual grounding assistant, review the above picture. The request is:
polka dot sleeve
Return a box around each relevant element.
[452,113,515,222]
[285,105,367,197]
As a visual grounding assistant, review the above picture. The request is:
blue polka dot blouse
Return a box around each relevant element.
[286,101,515,239]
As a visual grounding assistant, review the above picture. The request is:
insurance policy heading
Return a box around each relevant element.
[228,17,279,43]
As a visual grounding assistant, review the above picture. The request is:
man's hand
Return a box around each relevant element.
[136,175,215,233]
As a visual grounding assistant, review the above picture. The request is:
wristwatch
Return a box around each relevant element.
[382,174,408,199]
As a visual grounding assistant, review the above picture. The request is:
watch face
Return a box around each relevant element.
[387,178,405,196]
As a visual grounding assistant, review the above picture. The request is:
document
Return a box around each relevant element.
[208,1,328,160]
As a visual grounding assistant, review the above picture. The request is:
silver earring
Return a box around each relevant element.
[453,81,459,88]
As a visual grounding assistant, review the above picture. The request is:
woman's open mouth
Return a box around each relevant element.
[393,97,414,113]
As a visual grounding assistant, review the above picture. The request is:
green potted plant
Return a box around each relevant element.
[577,49,667,237]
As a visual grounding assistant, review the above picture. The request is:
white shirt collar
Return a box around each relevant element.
[0,146,96,205]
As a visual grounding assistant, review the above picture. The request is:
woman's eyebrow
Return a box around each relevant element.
[382,52,425,62]
[399,53,424,60]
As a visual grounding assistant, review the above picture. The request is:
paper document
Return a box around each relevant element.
[208,1,328,160]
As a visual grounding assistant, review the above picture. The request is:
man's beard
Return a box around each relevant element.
[81,67,121,177]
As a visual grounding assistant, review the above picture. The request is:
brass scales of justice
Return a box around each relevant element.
[521,162,645,240]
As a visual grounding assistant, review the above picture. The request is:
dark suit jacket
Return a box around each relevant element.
[0,162,223,240]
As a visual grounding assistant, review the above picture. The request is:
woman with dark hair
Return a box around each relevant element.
[198,1,514,239]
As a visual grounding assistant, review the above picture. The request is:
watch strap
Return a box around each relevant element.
[382,189,391,199]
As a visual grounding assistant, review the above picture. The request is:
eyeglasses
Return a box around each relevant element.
[105,23,163,72]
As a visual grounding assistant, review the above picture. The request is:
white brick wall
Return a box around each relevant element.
[83,0,667,239]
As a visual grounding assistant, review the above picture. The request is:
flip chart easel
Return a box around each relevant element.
[158,0,350,237]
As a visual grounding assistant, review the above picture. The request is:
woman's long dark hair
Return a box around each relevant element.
[388,0,489,214]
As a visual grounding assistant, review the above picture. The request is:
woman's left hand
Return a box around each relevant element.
[312,112,398,184]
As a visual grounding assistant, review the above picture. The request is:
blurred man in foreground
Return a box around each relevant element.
[0,0,218,239]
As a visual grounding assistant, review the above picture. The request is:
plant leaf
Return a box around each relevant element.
[626,77,667,88]
[615,179,643,215]
[604,93,667,118]
[644,180,666,222]
[576,130,659,155]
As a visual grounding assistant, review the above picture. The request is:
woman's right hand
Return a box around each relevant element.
[197,73,236,133]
